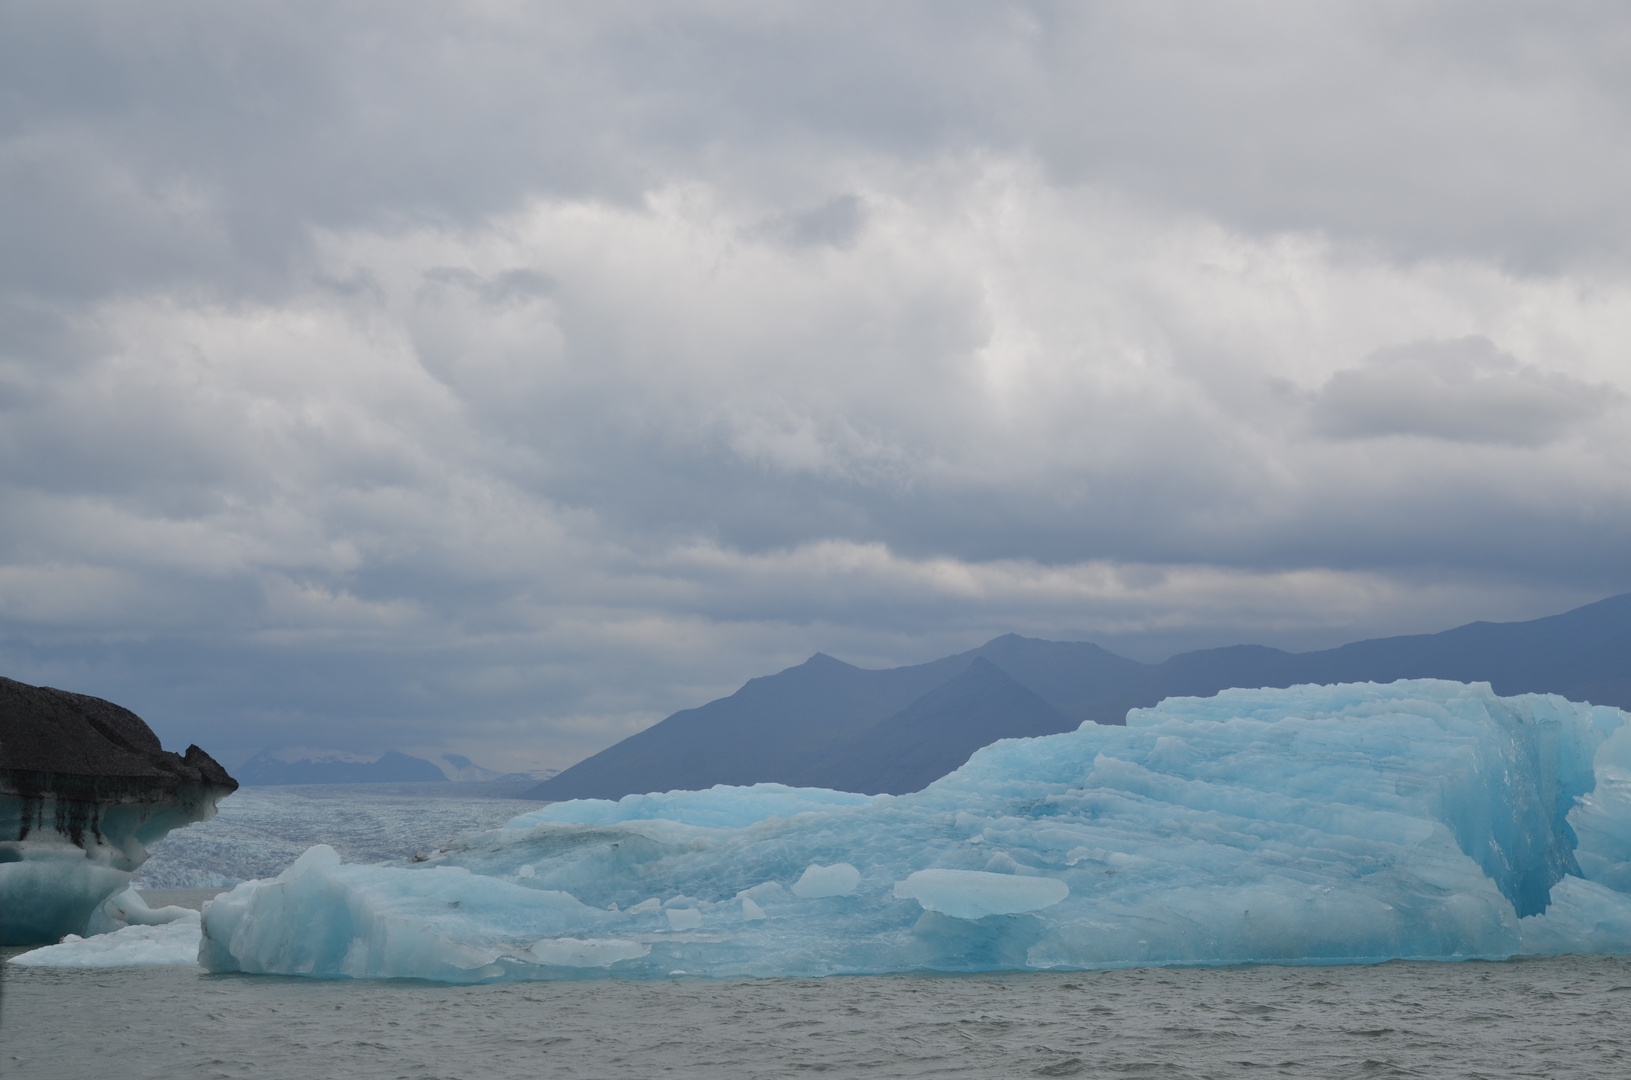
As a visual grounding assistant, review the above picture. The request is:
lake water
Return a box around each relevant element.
[4,786,1631,1078]
[127,781,545,888]
[6,952,1631,1078]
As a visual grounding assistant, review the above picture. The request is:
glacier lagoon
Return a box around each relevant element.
[15,680,1631,981]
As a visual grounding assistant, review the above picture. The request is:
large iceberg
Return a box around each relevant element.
[170,681,1631,981]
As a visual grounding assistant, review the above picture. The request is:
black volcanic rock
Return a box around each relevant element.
[525,592,1631,803]
[0,677,236,801]
[1,676,238,944]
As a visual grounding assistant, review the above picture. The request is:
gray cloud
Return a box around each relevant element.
[1310,337,1616,446]
[2,2,1631,770]
[758,195,868,250]
[8,2,1631,297]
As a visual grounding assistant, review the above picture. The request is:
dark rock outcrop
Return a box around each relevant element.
[1,676,237,944]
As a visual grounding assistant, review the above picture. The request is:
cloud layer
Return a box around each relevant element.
[3,2,1630,769]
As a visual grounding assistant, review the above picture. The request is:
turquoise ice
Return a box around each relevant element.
[191,680,1631,980]
[29,680,1631,980]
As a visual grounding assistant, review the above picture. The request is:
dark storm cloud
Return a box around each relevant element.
[2,1,1629,769]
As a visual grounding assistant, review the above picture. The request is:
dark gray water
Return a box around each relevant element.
[5,953,1631,1079]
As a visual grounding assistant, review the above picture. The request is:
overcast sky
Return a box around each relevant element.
[3,1,1629,772]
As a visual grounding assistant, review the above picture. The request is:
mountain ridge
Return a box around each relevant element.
[525,592,1631,801]
[786,658,1078,794]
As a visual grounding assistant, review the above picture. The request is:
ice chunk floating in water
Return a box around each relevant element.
[176,681,1631,980]
[792,863,861,898]
[9,884,202,968]
[10,913,202,968]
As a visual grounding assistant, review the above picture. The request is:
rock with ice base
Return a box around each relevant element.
[184,681,1631,981]
[0,675,237,944]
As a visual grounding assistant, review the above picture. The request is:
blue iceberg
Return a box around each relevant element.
[159,682,1631,978]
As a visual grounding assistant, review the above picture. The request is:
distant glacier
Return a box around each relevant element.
[21,680,1631,979]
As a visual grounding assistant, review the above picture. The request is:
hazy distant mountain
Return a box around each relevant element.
[523,652,967,802]
[238,749,447,785]
[525,592,1631,801]
[434,753,508,782]
[436,753,559,783]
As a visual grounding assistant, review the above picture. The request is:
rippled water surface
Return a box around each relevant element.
[6,954,1631,1079]
[132,782,544,888]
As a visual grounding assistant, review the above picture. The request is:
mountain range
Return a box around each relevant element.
[525,591,1631,801]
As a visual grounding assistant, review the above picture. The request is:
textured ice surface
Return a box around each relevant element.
[182,681,1631,980]
[894,869,1069,919]
[81,682,1631,979]
[1518,875,1631,956]
[85,884,198,935]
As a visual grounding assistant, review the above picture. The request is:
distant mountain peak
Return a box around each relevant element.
[525,592,1631,803]
[788,654,1077,795]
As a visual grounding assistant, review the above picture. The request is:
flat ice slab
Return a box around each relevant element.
[9,884,204,967]
[26,680,1631,981]
[11,913,201,967]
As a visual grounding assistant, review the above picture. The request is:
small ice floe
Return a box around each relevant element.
[10,885,206,968]
[791,863,860,898]
[12,914,202,968]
